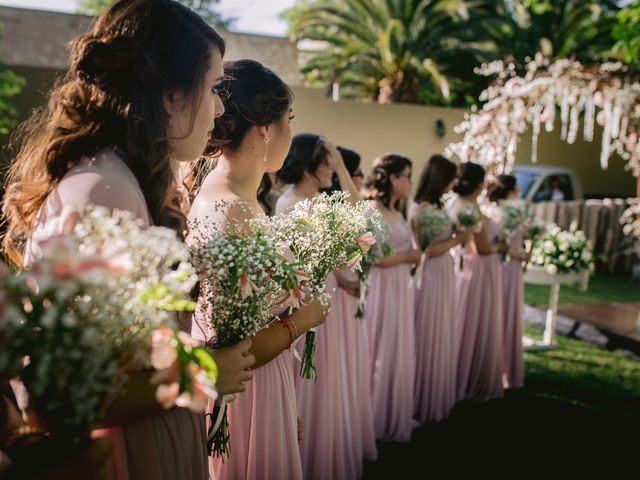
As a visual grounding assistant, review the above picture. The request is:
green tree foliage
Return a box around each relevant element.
[485,0,620,63]
[285,0,496,106]
[612,0,640,72]
[0,25,25,136]
[286,0,627,106]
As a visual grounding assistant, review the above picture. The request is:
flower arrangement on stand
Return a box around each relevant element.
[529,223,595,275]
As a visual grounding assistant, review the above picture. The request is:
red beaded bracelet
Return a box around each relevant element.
[276,317,294,346]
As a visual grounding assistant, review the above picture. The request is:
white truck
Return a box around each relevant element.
[512,165,583,202]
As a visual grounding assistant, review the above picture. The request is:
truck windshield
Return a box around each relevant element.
[514,171,538,198]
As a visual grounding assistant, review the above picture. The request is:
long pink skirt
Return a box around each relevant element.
[502,260,525,389]
[414,252,457,423]
[211,349,302,480]
[364,264,416,442]
[454,253,504,402]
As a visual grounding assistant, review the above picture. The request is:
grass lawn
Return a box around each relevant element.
[364,325,640,477]
[522,325,640,417]
[524,273,640,306]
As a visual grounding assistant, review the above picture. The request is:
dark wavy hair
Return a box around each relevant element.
[185,59,293,199]
[453,162,485,197]
[367,153,412,210]
[414,154,457,207]
[321,146,361,194]
[207,59,293,157]
[276,133,326,185]
[487,174,517,202]
[3,0,225,265]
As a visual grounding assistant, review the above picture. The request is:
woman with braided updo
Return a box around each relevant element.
[363,154,422,442]
[187,59,329,480]
[2,1,254,478]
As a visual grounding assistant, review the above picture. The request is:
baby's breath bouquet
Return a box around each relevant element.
[498,199,527,262]
[530,223,595,275]
[0,207,214,443]
[455,204,480,270]
[415,204,452,251]
[262,192,375,379]
[189,212,310,458]
[355,212,391,319]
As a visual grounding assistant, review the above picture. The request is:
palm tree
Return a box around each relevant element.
[483,0,620,64]
[285,0,495,105]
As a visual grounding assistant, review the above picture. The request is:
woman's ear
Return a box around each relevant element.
[163,90,187,118]
[256,124,269,142]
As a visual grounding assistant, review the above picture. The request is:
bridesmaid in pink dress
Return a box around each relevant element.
[2,3,254,478]
[275,133,364,480]
[364,154,422,442]
[187,61,328,480]
[325,147,378,472]
[448,162,507,403]
[486,175,528,389]
[409,155,470,423]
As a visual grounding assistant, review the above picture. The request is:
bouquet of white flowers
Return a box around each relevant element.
[530,223,595,275]
[415,204,452,251]
[0,207,215,442]
[353,209,387,319]
[498,199,527,262]
[259,192,375,379]
[499,200,528,235]
[455,204,480,270]
[189,211,310,457]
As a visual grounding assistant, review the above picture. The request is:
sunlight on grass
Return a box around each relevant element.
[523,325,640,417]
[525,274,640,306]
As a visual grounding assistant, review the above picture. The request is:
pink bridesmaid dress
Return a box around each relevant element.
[450,201,504,402]
[295,273,359,480]
[190,222,303,480]
[25,149,208,480]
[334,268,378,468]
[410,203,458,423]
[501,226,525,388]
[208,349,302,480]
[487,205,525,389]
[364,219,417,442]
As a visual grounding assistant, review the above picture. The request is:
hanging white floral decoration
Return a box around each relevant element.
[446,54,640,177]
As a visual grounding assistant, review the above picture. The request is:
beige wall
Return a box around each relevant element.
[0,71,635,198]
[289,86,636,198]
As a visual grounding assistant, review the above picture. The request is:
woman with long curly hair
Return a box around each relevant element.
[2,1,253,477]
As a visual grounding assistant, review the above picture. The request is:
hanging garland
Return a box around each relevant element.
[446,54,640,240]
[446,54,640,176]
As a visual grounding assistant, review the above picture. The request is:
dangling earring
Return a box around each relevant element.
[263,135,270,162]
